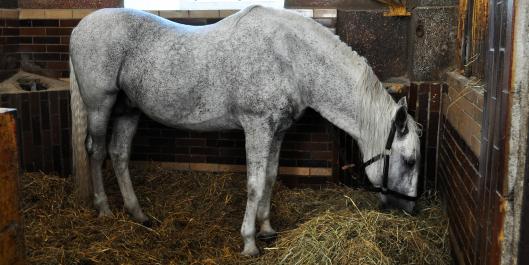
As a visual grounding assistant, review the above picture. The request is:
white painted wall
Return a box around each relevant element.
[125,0,284,10]
[502,0,529,264]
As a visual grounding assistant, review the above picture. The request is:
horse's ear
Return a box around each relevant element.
[397,97,407,107]
[395,105,408,133]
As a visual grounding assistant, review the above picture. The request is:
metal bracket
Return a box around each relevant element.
[383,5,411,17]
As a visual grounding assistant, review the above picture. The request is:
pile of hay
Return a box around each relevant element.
[22,163,449,264]
[258,199,448,265]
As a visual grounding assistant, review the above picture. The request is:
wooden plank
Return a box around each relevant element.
[0,225,18,265]
[0,109,21,228]
[0,108,24,265]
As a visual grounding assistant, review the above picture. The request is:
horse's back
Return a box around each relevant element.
[70,6,316,130]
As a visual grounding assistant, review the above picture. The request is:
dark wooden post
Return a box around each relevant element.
[0,108,25,265]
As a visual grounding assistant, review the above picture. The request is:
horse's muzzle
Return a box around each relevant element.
[378,193,418,215]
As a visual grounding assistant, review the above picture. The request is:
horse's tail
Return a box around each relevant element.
[70,59,92,205]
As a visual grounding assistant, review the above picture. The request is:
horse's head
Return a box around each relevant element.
[366,97,421,214]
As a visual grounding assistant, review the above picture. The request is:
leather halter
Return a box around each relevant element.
[341,120,418,201]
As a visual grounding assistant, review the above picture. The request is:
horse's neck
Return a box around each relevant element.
[308,62,396,160]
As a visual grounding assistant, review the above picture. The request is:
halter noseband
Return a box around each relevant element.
[341,119,418,201]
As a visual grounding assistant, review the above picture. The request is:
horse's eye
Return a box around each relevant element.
[406,158,416,167]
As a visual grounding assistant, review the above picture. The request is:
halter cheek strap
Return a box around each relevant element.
[341,120,418,201]
[381,122,396,193]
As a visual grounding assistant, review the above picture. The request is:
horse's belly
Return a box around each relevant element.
[122,80,240,131]
[138,100,241,131]
[174,116,242,131]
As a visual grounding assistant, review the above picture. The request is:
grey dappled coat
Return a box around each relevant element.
[69,6,420,256]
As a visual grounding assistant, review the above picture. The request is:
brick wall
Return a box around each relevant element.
[17,17,73,78]
[0,90,72,176]
[437,71,484,265]
[0,9,20,81]
[0,0,17,9]
[443,72,483,155]
[18,0,123,9]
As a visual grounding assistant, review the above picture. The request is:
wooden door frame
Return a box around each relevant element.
[477,0,515,263]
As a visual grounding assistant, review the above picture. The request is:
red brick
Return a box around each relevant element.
[190,147,218,156]
[175,139,205,147]
[311,151,332,160]
[310,133,330,142]
[45,27,73,35]
[46,61,69,69]
[60,36,70,44]
[59,19,81,27]
[19,27,46,36]
[4,45,18,53]
[2,28,19,36]
[18,44,46,52]
[32,19,59,27]
[46,45,69,52]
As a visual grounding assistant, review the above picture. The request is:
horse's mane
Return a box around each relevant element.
[267,7,423,161]
[237,6,403,159]
[267,7,398,156]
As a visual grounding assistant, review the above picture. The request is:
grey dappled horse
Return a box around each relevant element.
[70,6,421,256]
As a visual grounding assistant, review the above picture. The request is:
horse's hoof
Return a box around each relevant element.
[241,247,260,257]
[127,208,150,225]
[97,209,113,218]
[257,231,277,243]
[378,203,390,213]
[141,218,153,228]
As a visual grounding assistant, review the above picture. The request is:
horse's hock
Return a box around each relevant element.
[0,108,25,265]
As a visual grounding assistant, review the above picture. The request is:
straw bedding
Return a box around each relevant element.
[23,163,450,264]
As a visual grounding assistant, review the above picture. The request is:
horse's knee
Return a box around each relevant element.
[247,186,264,203]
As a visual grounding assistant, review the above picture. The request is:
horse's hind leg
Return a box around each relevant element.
[108,109,149,224]
[86,96,116,217]
[256,131,284,240]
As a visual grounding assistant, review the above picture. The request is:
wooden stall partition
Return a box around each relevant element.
[0,108,24,265]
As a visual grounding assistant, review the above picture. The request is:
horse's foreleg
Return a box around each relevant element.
[108,111,149,224]
[256,132,284,240]
[240,123,274,256]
